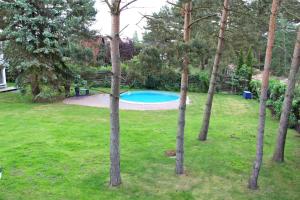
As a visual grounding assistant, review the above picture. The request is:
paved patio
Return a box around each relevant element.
[63,93,187,110]
[0,87,17,93]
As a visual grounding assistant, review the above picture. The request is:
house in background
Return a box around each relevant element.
[80,36,136,65]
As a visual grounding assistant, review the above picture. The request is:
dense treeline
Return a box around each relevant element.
[142,0,299,75]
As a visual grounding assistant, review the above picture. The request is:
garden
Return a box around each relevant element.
[0,0,300,199]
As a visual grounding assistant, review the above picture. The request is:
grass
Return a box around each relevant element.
[0,91,299,200]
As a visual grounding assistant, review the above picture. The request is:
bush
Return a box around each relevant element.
[34,86,63,102]
[117,60,209,92]
[249,80,261,99]
[250,79,300,129]
[189,70,209,92]
[92,50,210,93]
[231,64,253,93]
[226,48,254,93]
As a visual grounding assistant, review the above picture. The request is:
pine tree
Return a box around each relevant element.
[198,0,230,141]
[237,49,244,70]
[248,0,282,190]
[246,47,254,85]
[176,0,192,175]
[1,0,96,99]
[103,0,139,187]
[273,27,300,163]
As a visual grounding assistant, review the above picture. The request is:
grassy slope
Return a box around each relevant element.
[0,91,299,200]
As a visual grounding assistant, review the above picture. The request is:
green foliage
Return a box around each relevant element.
[139,47,163,73]
[1,0,96,100]
[133,41,143,56]
[121,50,210,92]
[64,43,94,65]
[189,69,210,93]
[237,50,244,70]
[245,48,254,81]
[143,4,215,71]
[122,57,144,88]
[268,79,287,101]
[249,80,261,99]
[124,54,164,89]
[272,17,298,76]
[33,86,64,103]
[132,47,163,89]
[189,38,212,69]
[143,0,299,78]
[245,48,253,68]
[250,79,300,128]
[229,48,254,93]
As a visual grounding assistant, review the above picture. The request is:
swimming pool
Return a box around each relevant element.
[120,91,180,103]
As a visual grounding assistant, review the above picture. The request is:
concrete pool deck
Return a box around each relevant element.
[63,93,189,110]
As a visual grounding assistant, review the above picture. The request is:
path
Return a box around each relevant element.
[63,93,184,110]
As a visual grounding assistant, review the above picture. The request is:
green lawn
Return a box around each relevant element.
[0,91,299,200]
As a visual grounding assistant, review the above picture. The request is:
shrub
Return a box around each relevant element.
[233,64,252,92]
[121,59,209,92]
[34,86,63,102]
[268,79,286,100]
[189,70,209,93]
[249,80,261,99]
[250,79,300,129]
[229,48,254,93]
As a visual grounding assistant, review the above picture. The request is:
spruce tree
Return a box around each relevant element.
[0,0,96,100]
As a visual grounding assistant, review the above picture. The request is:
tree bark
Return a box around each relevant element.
[105,0,138,187]
[273,28,300,163]
[198,0,230,141]
[0,35,7,42]
[31,74,40,97]
[248,0,281,190]
[176,1,192,175]
[0,34,14,42]
[64,80,71,97]
[109,9,121,186]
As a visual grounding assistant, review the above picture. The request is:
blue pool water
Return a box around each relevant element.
[120,91,179,103]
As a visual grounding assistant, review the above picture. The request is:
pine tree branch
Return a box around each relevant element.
[192,6,213,11]
[0,35,7,42]
[0,34,14,42]
[0,0,14,2]
[188,14,217,28]
[120,0,139,12]
[116,0,121,12]
[119,24,129,35]
[166,0,182,9]
[282,6,300,22]
[138,13,161,21]
[105,35,113,40]
[102,0,113,11]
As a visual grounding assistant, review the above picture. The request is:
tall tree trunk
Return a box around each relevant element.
[273,28,300,163]
[198,0,230,141]
[31,73,40,97]
[176,1,192,175]
[64,80,71,97]
[104,0,138,187]
[248,0,281,190]
[283,25,288,74]
[200,57,205,70]
[109,11,121,187]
